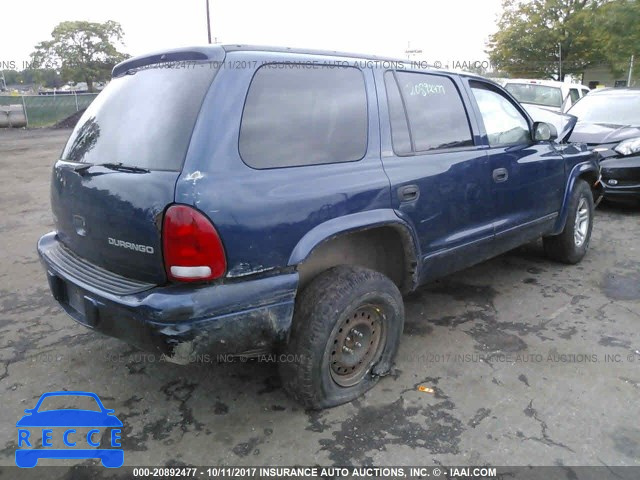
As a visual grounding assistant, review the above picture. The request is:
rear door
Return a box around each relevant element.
[376,69,495,281]
[52,58,221,284]
[466,79,565,250]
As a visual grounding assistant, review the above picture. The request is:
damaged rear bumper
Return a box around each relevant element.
[37,232,298,363]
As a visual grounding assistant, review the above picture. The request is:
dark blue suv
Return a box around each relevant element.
[38,45,600,409]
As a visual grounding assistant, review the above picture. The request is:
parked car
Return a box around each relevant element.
[567,88,640,204]
[504,79,590,113]
[38,45,600,409]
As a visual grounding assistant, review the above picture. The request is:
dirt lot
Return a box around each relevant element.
[0,128,639,476]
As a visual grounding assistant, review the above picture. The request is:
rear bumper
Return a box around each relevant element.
[38,232,298,362]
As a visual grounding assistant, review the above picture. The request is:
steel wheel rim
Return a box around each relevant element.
[574,197,589,247]
[329,304,386,387]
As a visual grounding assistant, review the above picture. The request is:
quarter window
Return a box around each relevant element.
[471,83,530,147]
[384,72,412,155]
[239,65,368,168]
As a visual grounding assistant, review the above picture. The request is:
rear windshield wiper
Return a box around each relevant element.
[99,162,150,173]
[72,162,150,174]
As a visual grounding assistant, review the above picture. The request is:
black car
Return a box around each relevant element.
[568,88,640,203]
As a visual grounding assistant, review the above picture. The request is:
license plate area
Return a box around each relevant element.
[66,284,87,319]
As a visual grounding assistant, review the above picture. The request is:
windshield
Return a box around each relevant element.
[61,61,219,171]
[505,83,563,108]
[568,92,640,126]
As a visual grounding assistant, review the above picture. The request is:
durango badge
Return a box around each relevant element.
[108,237,154,254]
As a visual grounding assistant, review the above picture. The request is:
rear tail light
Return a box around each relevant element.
[162,205,226,282]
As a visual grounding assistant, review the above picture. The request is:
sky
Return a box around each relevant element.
[1,0,504,70]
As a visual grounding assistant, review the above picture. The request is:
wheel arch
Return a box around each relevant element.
[552,161,600,235]
[288,209,420,294]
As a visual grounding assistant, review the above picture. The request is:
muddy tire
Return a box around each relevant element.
[543,179,594,264]
[280,265,404,409]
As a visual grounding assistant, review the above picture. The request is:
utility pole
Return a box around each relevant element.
[405,41,422,62]
[206,0,212,44]
[628,54,635,86]
[558,43,562,81]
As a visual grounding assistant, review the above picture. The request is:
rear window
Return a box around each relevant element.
[239,64,368,169]
[389,71,473,152]
[505,83,563,108]
[61,62,219,171]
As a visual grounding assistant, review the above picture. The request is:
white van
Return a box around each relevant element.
[504,79,590,113]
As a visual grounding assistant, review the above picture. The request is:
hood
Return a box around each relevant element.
[569,122,640,146]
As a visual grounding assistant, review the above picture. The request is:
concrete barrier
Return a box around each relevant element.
[0,104,27,128]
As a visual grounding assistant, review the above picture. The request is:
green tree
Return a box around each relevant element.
[31,20,128,92]
[2,70,21,85]
[1,68,62,89]
[594,0,640,84]
[487,0,606,80]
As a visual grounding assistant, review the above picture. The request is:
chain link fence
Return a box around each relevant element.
[0,93,98,128]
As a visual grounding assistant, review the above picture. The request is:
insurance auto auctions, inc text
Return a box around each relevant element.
[208,466,497,477]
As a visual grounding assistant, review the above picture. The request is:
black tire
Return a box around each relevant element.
[280,265,404,409]
[543,179,594,264]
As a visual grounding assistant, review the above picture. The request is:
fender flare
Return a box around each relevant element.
[552,161,600,235]
[287,209,421,289]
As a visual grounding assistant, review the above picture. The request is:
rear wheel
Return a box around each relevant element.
[280,265,404,409]
[543,179,594,264]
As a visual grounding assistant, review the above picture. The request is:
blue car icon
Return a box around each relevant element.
[16,391,123,468]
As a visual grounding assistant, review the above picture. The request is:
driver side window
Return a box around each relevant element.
[471,83,530,147]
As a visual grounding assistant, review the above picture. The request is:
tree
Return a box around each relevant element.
[0,68,62,90]
[594,0,640,83]
[31,21,128,92]
[487,0,606,80]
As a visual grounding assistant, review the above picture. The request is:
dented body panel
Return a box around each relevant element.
[38,232,297,360]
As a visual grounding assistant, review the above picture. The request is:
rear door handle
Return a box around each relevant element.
[492,168,509,183]
[398,184,420,202]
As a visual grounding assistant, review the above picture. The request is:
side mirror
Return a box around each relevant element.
[533,121,558,142]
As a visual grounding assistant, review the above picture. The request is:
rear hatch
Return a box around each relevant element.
[51,51,222,284]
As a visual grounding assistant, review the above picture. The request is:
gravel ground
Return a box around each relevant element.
[0,128,639,478]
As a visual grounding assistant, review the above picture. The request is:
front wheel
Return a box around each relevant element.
[280,265,404,409]
[543,179,594,264]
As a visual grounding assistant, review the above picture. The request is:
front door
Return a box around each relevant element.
[466,80,566,251]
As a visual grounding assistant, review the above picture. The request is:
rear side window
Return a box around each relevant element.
[239,65,368,168]
[387,71,473,153]
[569,88,580,103]
[62,62,219,171]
